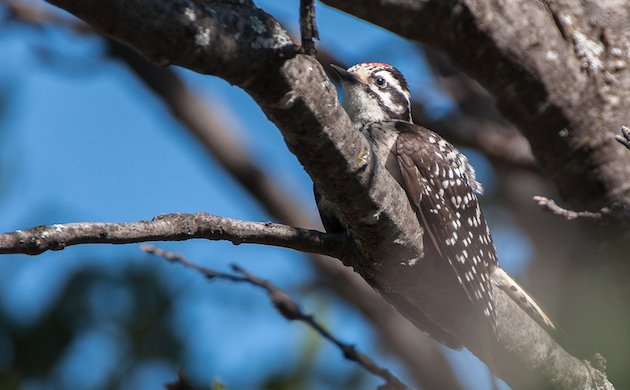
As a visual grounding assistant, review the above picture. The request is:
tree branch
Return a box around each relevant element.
[38,0,427,364]
[143,245,411,390]
[4,4,463,387]
[102,42,460,389]
[46,0,426,270]
[0,213,346,258]
[299,0,318,55]
[534,195,630,224]
[29,0,615,387]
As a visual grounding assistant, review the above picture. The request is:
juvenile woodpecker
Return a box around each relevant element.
[317,62,555,346]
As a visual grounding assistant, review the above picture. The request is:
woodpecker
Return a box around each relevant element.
[317,62,555,346]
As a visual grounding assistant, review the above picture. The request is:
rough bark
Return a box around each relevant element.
[39,0,613,388]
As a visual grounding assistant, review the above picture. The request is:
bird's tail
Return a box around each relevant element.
[492,267,556,333]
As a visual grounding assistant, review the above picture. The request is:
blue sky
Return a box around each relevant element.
[0,1,532,388]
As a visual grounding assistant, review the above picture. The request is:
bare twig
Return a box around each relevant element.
[534,196,604,220]
[534,196,630,224]
[615,125,630,150]
[299,0,318,55]
[0,213,347,257]
[143,245,411,390]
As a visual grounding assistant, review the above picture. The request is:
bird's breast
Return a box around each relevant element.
[363,123,404,185]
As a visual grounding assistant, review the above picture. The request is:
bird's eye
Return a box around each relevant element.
[374,76,387,87]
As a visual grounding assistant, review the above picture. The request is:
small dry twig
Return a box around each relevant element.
[142,245,411,390]
[299,0,319,55]
[534,196,630,224]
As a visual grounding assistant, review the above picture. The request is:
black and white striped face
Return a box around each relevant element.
[331,63,412,127]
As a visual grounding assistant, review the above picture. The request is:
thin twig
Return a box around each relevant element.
[534,196,630,224]
[299,0,319,55]
[0,213,347,257]
[534,196,604,220]
[142,245,411,390]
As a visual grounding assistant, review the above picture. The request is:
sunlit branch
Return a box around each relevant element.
[0,213,346,257]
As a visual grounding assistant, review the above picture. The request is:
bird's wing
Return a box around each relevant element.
[395,123,498,331]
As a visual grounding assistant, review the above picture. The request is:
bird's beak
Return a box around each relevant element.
[330,64,359,84]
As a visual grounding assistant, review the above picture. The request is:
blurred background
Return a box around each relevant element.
[0,1,628,389]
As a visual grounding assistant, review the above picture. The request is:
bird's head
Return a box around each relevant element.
[331,62,412,127]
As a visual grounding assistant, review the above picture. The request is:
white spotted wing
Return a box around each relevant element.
[395,122,498,332]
